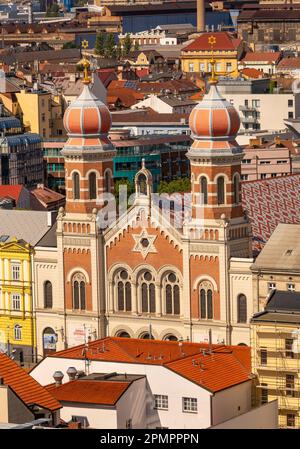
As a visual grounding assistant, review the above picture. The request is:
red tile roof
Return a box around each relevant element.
[0,353,61,411]
[49,337,251,393]
[46,380,130,405]
[182,32,242,52]
[277,57,300,70]
[0,185,23,202]
[240,67,264,79]
[241,52,281,63]
[242,174,300,252]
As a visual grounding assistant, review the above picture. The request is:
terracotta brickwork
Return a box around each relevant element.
[63,248,93,311]
[106,224,183,274]
[190,255,220,320]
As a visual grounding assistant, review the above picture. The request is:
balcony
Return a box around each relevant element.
[241,116,259,124]
[239,105,257,112]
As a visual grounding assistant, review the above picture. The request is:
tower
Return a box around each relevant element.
[197,0,205,32]
[56,55,115,347]
[183,66,252,345]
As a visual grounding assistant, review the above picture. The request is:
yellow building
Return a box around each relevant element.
[0,87,64,139]
[181,31,244,77]
[0,238,36,365]
[251,290,300,429]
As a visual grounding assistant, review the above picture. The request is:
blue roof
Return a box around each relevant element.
[0,116,21,130]
[5,133,42,146]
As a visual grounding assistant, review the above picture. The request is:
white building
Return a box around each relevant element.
[30,337,278,429]
[132,94,197,114]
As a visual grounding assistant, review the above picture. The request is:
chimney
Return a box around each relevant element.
[28,2,33,25]
[53,371,64,387]
[0,377,4,385]
[197,0,205,32]
[66,367,78,381]
[208,328,212,354]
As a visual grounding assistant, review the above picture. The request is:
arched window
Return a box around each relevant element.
[137,173,147,195]
[116,331,130,338]
[44,281,53,309]
[89,172,97,200]
[163,272,180,315]
[233,174,239,204]
[139,271,155,313]
[14,324,22,341]
[104,170,111,193]
[72,273,86,310]
[72,172,80,200]
[217,176,225,205]
[115,270,132,312]
[163,334,178,341]
[140,332,154,340]
[237,294,247,323]
[199,282,214,320]
[200,176,208,205]
[43,327,57,356]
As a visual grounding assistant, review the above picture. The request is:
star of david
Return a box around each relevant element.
[132,230,157,259]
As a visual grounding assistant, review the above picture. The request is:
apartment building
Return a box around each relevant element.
[241,137,300,181]
[251,290,300,429]
[218,78,300,133]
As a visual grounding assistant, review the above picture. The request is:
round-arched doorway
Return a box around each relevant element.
[43,327,57,356]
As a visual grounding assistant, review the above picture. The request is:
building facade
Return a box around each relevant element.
[181,32,244,76]
[33,62,256,357]
[0,238,35,363]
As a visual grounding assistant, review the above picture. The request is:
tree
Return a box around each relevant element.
[105,33,116,59]
[63,41,79,49]
[123,33,132,57]
[116,41,123,60]
[134,40,140,51]
[157,178,191,195]
[114,179,134,206]
[46,3,60,17]
[94,32,106,57]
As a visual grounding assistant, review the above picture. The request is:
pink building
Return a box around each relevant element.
[241,137,300,181]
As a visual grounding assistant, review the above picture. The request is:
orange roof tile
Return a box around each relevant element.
[0,185,23,202]
[242,52,281,63]
[50,337,251,393]
[0,353,61,411]
[240,67,264,79]
[182,32,242,52]
[46,380,130,405]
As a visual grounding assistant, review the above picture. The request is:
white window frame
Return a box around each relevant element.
[287,283,295,292]
[154,394,169,410]
[11,293,21,310]
[14,325,22,341]
[11,263,21,281]
[268,282,276,291]
[182,397,198,413]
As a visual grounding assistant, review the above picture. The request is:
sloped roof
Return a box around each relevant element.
[251,223,300,271]
[277,57,300,70]
[241,52,281,63]
[0,185,23,202]
[182,32,242,52]
[0,353,61,411]
[0,210,53,246]
[46,380,131,405]
[241,174,300,253]
[49,337,251,393]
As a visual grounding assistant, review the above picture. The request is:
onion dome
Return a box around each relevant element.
[63,84,111,138]
[189,84,240,140]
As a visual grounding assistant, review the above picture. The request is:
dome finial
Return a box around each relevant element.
[208,35,218,85]
[79,39,92,85]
